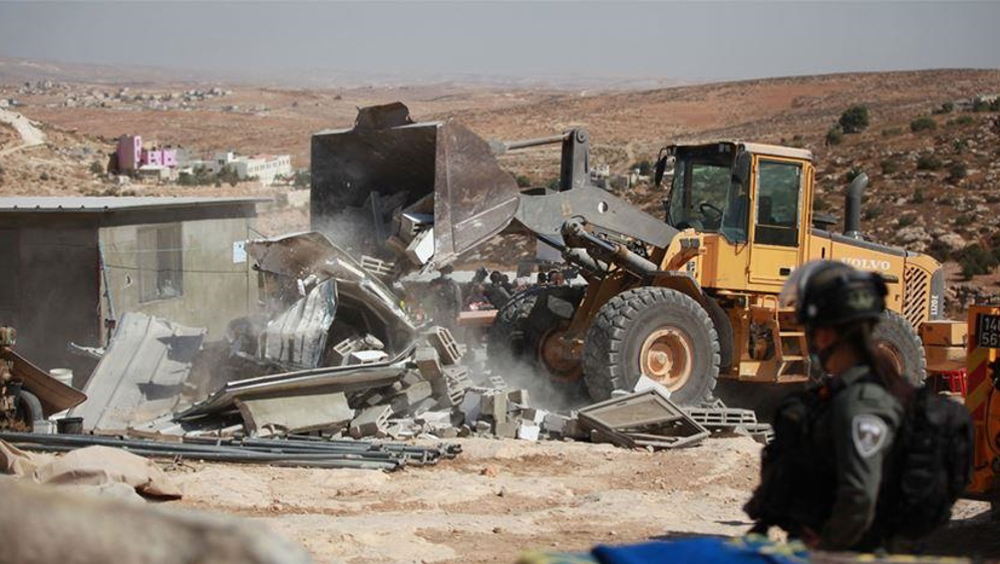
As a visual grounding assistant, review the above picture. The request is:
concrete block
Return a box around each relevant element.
[494,420,518,439]
[488,374,507,390]
[633,374,671,399]
[417,410,453,425]
[517,422,541,441]
[349,405,392,438]
[409,397,438,417]
[428,326,462,365]
[390,381,433,415]
[347,350,389,365]
[405,227,435,265]
[507,389,529,406]
[474,420,492,434]
[401,370,425,387]
[414,347,443,380]
[522,408,548,424]
[480,392,508,423]
[458,388,487,424]
[542,413,570,434]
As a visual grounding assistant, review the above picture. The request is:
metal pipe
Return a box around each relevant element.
[843,173,869,238]
[500,134,567,152]
[561,221,658,278]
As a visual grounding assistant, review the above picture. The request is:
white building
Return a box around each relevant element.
[211,152,292,186]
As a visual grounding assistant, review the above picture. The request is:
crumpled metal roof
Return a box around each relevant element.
[69,312,206,432]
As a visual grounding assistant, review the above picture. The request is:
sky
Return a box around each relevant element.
[0,1,998,83]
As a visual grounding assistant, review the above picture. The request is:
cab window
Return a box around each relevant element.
[755,160,802,247]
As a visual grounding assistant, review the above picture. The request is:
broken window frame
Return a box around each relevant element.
[138,223,184,303]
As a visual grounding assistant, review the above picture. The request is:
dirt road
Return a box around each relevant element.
[0,107,45,155]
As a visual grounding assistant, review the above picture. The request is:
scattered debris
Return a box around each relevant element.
[0,431,459,472]
[68,312,205,432]
[578,388,710,450]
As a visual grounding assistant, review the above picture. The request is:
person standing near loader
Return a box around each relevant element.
[428,265,462,332]
[745,260,905,551]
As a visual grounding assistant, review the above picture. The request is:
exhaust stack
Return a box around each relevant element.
[843,172,869,239]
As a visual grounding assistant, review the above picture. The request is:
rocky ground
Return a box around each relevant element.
[166,436,993,564]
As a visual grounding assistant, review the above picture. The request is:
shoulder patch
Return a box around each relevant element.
[852,413,888,458]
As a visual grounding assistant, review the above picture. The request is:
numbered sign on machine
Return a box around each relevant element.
[977,313,1000,349]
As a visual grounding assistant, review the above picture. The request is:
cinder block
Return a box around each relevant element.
[517,422,541,441]
[474,420,492,434]
[494,420,518,439]
[459,388,486,424]
[488,374,507,390]
[401,370,425,387]
[409,397,438,417]
[507,389,529,407]
[480,392,508,423]
[349,405,392,438]
[414,347,444,380]
[542,413,569,435]
[390,381,433,415]
[428,326,462,365]
[348,349,389,365]
[522,408,548,424]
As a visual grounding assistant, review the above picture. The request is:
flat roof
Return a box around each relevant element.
[0,196,270,214]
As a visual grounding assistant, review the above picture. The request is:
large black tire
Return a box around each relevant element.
[486,285,586,386]
[873,310,927,386]
[583,287,720,405]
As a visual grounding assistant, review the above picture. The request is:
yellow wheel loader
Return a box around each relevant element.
[311,104,944,406]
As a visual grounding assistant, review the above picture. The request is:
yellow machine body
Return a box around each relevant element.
[965,305,1000,498]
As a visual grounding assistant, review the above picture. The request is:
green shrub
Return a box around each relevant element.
[947,115,974,127]
[910,187,925,204]
[897,215,917,228]
[89,161,104,175]
[985,193,1000,204]
[910,116,937,132]
[825,127,844,146]
[515,175,532,188]
[937,195,956,206]
[880,159,900,175]
[546,178,561,191]
[863,204,884,221]
[916,153,942,171]
[843,167,865,183]
[948,162,968,183]
[991,98,1000,112]
[839,105,870,133]
[973,98,990,113]
[954,244,998,280]
[39,172,49,181]
[954,214,974,227]
[881,127,903,137]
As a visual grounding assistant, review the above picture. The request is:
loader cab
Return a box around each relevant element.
[660,141,815,291]
[664,143,750,244]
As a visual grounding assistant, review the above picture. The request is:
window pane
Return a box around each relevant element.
[755,161,801,246]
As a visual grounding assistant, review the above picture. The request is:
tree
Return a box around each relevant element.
[515,175,532,188]
[293,170,311,189]
[838,105,870,133]
[89,160,104,175]
[825,127,844,146]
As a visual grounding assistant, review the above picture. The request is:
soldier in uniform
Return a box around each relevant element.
[745,260,905,551]
[428,264,462,332]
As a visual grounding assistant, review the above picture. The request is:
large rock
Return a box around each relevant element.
[938,232,967,251]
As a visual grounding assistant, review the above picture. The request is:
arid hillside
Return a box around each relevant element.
[2,68,999,304]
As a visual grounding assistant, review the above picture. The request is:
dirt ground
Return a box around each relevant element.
[165,437,994,564]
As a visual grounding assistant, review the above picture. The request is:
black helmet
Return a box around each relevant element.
[780,260,888,328]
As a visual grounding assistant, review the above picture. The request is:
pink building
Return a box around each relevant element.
[116,134,178,172]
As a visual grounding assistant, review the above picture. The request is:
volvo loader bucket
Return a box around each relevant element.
[310,103,520,269]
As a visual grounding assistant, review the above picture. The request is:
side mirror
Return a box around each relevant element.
[654,155,669,187]
[733,151,751,186]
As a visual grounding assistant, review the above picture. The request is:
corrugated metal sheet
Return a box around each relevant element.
[69,312,206,432]
[263,279,337,368]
